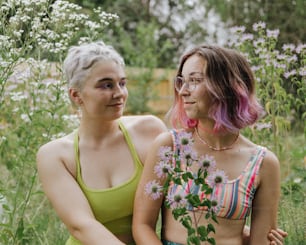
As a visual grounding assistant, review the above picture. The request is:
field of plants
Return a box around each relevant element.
[0,1,305,244]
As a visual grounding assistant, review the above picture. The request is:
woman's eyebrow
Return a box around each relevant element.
[96,76,127,83]
[189,72,204,76]
[95,77,114,83]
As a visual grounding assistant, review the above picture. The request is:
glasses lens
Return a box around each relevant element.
[175,76,184,91]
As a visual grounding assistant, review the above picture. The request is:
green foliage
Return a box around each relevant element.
[206,0,305,46]
[0,0,117,244]
[109,20,173,115]
[228,23,305,155]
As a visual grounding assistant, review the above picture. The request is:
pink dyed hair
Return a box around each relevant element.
[166,45,263,132]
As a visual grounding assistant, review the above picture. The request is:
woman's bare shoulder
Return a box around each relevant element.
[120,115,168,134]
[37,133,74,155]
[261,147,280,171]
[36,132,75,171]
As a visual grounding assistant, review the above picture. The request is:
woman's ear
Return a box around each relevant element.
[69,88,82,106]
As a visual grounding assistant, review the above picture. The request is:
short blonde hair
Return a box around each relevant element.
[63,41,125,90]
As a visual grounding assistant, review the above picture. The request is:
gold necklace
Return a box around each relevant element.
[195,127,239,151]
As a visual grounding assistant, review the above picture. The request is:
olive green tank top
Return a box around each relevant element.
[66,121,142,245]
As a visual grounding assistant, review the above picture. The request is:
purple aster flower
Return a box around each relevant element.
[158,146,173,162]
[230,26,246,34]
[282,44,295,52]
[299,67,306,76]
[180,148,198,167]
[284,69,297,79]
[255,122,272,131]
[154,161,174,178]
[252,21,266,31]
[241,33,254,41]
[210,198,221,213]
[266,29,279,39]
[296,44,306,54]
[207,170,228,187]
[144,180,163,200]
[166,192,187,209]
[197,154,216,173]
[177,131,194,147]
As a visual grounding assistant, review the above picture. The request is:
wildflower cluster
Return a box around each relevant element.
[145,131,228,245]
[0,1,118,243]
[228,22,305,146]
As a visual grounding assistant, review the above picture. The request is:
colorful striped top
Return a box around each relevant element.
[167,130,266,220]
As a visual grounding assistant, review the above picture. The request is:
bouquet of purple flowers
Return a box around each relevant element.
[145,131,228,245]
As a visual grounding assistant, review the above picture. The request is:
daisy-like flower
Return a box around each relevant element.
[210,198,221,213]
[144,180,163,200]
[197,154,216,173]
[158,146,173,162]
[207,170,228,187]
[180,147,198,167]
[255,122,272,131]
[154,161,174,178]
[166,192,187,209]
[178,131,194,148]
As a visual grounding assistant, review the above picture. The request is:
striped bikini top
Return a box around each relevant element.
[168,130,266,220]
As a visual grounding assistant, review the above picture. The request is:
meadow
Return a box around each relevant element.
[0,1,305,244]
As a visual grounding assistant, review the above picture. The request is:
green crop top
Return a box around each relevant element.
[66,121,143,245]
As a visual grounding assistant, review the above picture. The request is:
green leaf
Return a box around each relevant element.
[197,225,208,240]
[187,235,200,245]
[187,195,201,207]
[207,237,216,245]
[207,223,216,233]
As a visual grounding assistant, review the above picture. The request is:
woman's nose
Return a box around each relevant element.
[112,85,125,98]
[178,83,190,96]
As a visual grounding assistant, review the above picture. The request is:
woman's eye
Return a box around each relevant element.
[119,80,127,87]
[190,77,203,84]
[99,82,113,89]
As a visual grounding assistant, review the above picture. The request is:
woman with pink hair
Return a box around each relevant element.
[133,45,286,245]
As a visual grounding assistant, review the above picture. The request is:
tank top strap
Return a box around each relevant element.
[73,129,82,179]
[118,120,143,167]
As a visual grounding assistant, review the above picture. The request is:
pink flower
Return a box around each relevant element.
[180,148,198,167]
[197,154,216,173]
[144,180,163,200]
[210,199,221,213]
[255,122,272,131]
[154,161,174,178]
[207,170,228,187]
[166,192,187,209]
[158,146,173,162]
[177,131,193,148]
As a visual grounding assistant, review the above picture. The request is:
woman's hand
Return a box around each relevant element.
[243,226,287,245]
[268,228,288,245]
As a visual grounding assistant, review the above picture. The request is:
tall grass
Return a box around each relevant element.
[0,1,305,244]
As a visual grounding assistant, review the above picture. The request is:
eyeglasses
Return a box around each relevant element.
[174,74,205,92]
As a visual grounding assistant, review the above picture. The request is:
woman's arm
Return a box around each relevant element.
[249,150,281,245]
[133,132,172,245]
[37,140,124,245]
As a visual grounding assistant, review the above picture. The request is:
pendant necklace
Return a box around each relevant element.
[195,127,239,151]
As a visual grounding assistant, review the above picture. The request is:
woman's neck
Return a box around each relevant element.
[195,121,239,151]
[78,118,121,142]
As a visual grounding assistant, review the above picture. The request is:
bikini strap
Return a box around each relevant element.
[252,146,267,187]
[170,129,180,167]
